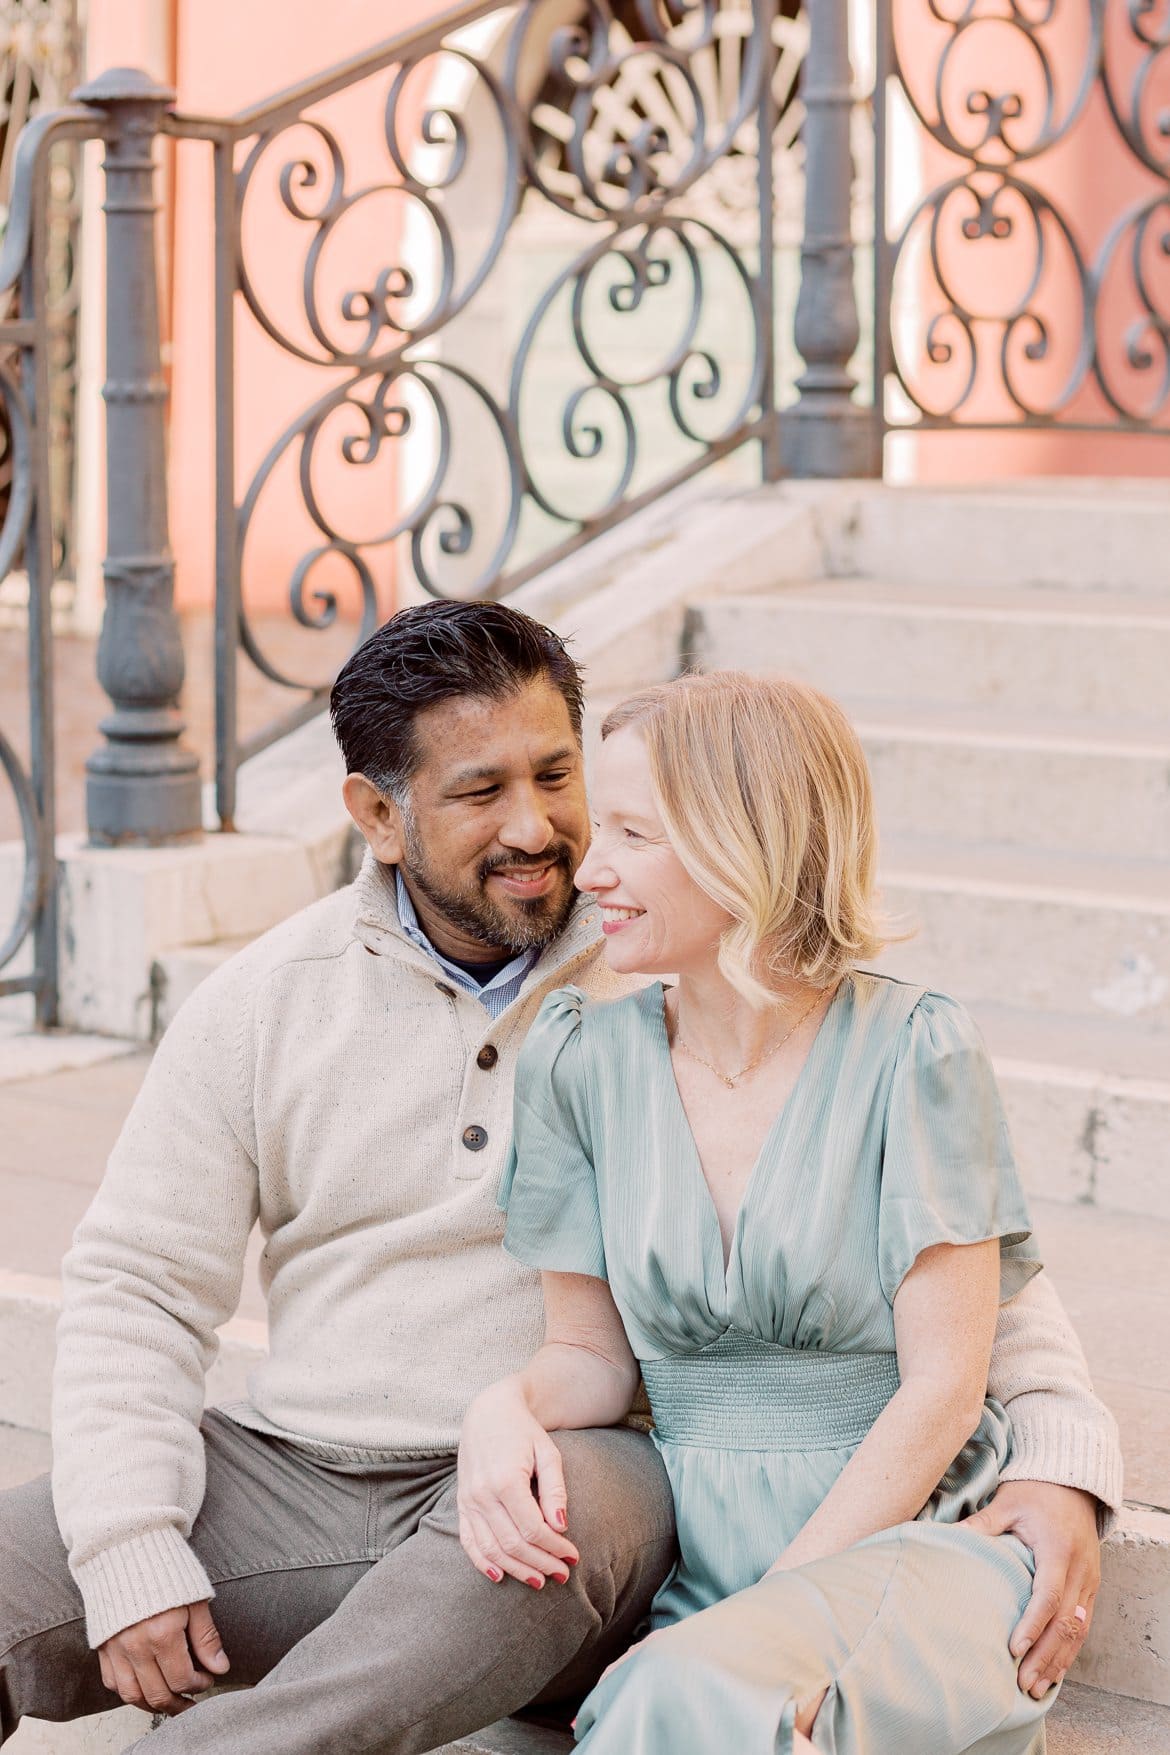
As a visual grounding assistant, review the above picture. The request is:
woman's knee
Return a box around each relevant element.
[611,1631,701,1708]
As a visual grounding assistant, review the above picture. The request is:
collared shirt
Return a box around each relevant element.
[395,869,541,1020]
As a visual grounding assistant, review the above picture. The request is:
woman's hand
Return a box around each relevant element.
[457,1378,581,1588]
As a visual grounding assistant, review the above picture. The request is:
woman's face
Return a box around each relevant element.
[574,726,732,977]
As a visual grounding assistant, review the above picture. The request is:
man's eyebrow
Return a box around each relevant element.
[445,746,578,788]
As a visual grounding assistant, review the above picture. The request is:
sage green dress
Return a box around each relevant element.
[499,971,1056,1755]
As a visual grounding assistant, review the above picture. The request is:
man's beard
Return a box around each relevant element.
[400,823,579,955]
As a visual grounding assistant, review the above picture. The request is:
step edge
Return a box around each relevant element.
[692,592,1170,630]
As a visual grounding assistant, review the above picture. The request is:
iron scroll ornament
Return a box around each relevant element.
[234,200,765,659]
[882,0,1170,430]
[226,0,775,707]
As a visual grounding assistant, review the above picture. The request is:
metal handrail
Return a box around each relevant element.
[170,0,501,140]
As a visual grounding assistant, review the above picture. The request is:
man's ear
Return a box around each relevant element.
[342,773,407,865]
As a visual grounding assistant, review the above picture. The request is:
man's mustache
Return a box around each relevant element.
[477,846,576,883]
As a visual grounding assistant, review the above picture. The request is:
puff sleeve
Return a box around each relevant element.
[499,987,607,1281]
[878,992,1041,1304]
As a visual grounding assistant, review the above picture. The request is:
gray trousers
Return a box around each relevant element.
[0,1410,676,1755]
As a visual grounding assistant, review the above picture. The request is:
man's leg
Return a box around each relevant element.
[135,1427,676,1755]
[0,1411,386,1740]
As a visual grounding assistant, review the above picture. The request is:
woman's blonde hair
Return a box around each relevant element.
[601,671,890,1003]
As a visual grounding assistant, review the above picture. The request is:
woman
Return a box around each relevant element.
[458,672,1057,1753]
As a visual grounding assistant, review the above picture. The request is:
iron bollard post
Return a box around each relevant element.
[78,67,202,845]
[782,2,881,478]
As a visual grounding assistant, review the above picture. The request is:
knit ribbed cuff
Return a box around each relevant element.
[72,1527,216,1649]
[1002,1412,1126,1538]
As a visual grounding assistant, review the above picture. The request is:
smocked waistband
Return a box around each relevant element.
[642,1329,900,1451]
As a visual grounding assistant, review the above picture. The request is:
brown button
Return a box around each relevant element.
[462,1125,488,1152]
[476,1045,499,1071]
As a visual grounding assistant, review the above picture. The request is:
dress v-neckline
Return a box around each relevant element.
[648,976,850,1279]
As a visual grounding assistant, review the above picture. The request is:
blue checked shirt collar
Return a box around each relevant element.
[394,868,540,1020]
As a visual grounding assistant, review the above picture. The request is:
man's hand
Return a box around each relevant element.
[961,1481,1101,1698]
[98,1600,230,1714]
[457,1380,580,1587]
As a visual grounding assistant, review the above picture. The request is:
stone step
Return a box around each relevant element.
[7,1706,146,1754]
[808,480,1170,595]
[872,841,1170,1031]
[1045,1684,1170,1753]
[1071,1507,1170,1709]
[847,702,1170,863]
[153,939,253,1036]
[974,1006,1170,1222]
[689,583,1170,724]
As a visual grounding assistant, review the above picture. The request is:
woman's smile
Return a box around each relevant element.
[599,905,646,934]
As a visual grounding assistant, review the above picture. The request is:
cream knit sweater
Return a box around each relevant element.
[51,855,1123,1648]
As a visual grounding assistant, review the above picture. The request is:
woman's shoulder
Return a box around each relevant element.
[846,971,985,1061]
[535,979,662,1036]
[522,981,660,1078]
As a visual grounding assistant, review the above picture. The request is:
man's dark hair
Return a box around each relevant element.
[329,600,585,801]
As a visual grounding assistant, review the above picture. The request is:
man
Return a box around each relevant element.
[0,602,1121,1752]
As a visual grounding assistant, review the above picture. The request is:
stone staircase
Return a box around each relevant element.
[4,479,1169,1751]
[685,516,1170,1234]
[676,481,1170,1744]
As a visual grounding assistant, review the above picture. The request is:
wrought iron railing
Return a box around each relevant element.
[875,0,1170,433]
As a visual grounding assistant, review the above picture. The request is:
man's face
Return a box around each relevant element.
[395,679,590,960]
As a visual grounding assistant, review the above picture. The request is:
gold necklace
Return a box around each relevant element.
[672,988,825,1089]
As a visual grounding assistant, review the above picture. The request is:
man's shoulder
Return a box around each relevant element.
[565,948,653,1009]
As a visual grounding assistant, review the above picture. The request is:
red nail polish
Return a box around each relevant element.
[527,1575,544,1590]
[555,1508,568,1530]
[566,1554,578,1565]
[486,1566,503,1583]
[554,1571,570,1585]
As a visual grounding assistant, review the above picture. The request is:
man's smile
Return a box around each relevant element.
[486,862,561,899]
